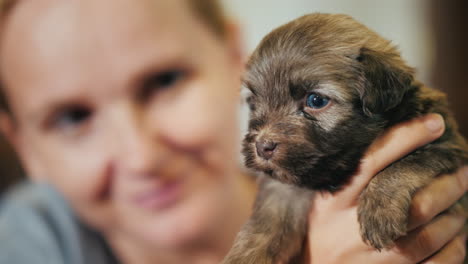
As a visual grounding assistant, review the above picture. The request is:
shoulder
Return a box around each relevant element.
[0,182,119,264]
[0,182,89,263]
[0,182,78,263]
[0,181,74,232]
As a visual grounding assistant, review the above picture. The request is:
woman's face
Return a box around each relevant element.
[0,0,243,247]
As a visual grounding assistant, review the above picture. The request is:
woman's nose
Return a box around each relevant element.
[154,83,223,149]
[109,105,165,176]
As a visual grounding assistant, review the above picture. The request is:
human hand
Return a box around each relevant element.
[305,114,467,264]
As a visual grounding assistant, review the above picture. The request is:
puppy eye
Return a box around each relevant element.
[306,93,329,109]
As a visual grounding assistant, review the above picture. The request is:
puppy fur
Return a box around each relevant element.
[223,13,468,264]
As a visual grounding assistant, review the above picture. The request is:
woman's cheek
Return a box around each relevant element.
[46,143,109,204]
[151,83,231,148]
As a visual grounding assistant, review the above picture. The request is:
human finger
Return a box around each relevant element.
[338,114,445,204]
[392,213,465,263]
[407,167,468,230]
[420,233,467,264]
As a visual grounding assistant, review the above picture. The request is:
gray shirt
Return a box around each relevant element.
[0,182,119,264]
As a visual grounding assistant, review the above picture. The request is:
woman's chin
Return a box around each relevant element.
[129,190,227,248]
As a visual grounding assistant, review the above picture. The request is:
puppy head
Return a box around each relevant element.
[242,13,416,192]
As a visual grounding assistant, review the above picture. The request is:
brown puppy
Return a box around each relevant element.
[223,13,468,264]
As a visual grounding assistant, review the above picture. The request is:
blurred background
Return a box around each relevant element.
[1,0,466,193]
[223,0,434,83]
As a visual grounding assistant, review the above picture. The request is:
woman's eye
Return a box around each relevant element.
[306,93,329,109]
[53,106,92,129]
[153,70,184,88]
[141,69,187,99]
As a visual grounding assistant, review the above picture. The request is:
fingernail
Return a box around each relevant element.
[425,114,444,132]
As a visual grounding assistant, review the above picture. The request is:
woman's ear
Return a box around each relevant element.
[0,112,46,181]
[0,112,18,148]
[357,47,415,116]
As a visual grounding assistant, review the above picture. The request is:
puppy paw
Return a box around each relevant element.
[358,191,410,250]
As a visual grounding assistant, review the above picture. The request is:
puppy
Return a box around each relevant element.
[223,13,468,264]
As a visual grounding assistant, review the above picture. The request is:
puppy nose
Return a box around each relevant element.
[256,141,277,160]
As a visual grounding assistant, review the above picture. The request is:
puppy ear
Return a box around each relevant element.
[357,47,415,116]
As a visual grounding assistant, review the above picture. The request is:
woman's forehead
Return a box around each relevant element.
[0,0,196,64]
[0,0,209,118]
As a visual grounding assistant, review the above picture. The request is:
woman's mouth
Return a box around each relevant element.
[132,178,185,210]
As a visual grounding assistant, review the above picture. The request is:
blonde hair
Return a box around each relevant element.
[0,0,227,113]
[189,0,227,38]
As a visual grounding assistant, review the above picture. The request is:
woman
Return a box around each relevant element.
[0,0,466,263]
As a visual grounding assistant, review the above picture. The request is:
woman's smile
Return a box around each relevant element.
[132,177,186,210]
